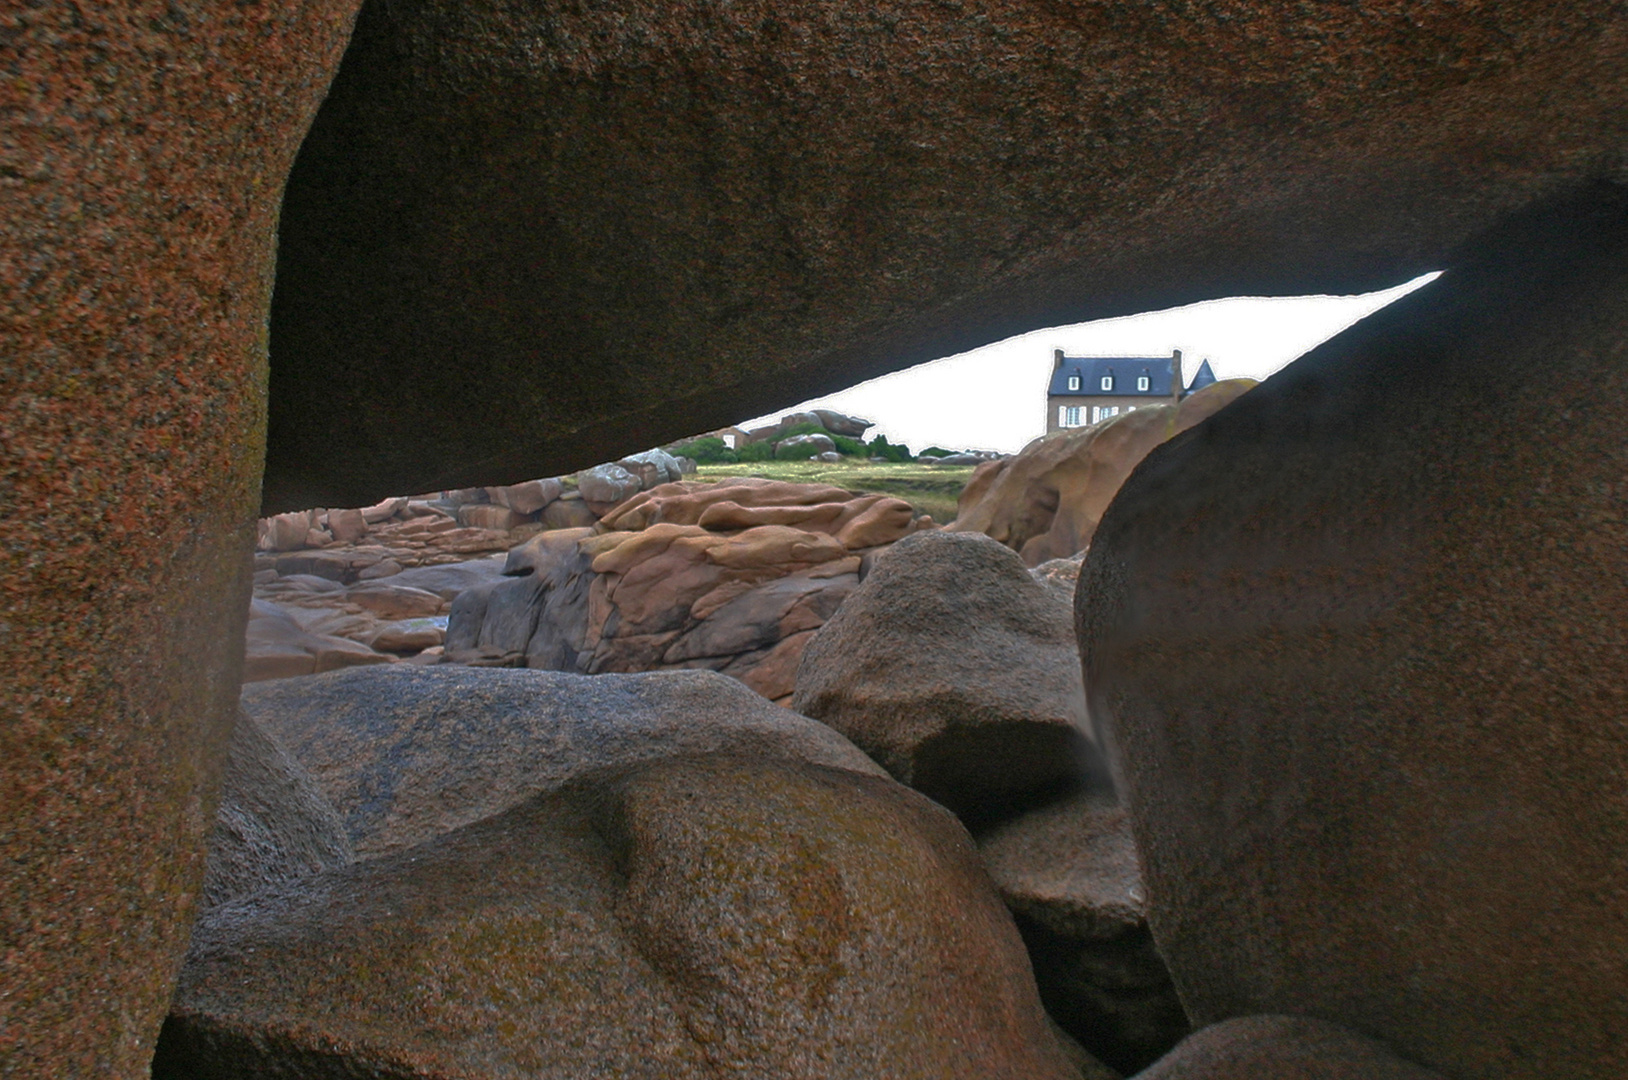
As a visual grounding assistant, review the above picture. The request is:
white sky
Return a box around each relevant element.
[738,272,1439,453]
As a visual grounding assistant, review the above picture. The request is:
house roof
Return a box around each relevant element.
[1187,358,1217,392]
[1049,356,1177,397]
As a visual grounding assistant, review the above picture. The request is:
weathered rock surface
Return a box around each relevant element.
[617,448,686,489]
[247,548,512,676]
[978,790,1187,1074]
[487,477,562,514]
[240,664,886,858]
[448,478,925,700]
[200,713,352,913]
[1030,554,1086,606]
[1080,192,1628,1079]
[812,409,874,438]
[1136,1016,1446,1080]
[793,530,1097,822]
[164,667,1086,1079]
[0,3,361,1072]
[777,432,837,458]
[243,600,394,683]
[577,462,643,511]
[21,3,1628,1075]
[951,381,1254,565]
[262,0,1628,511]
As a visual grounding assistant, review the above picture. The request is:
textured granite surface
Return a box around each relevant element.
[1137,1016,1445,1080]
[157,755,1086,1080]
[1080,187,1628,1079]
[264,0,1628,509]
[0,2,359,1074]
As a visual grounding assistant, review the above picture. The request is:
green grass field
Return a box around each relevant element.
[695,459,979,524]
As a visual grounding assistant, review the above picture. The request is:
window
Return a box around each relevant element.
[1063,406,1082,427]
[1067,374,1081,391]
[1100,375,1113,391]
[722,434,737,449]
[1093,405,1119,423]
[1137,375,1150,391]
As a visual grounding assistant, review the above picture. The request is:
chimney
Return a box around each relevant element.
[1171,349,1183,403]
[1054,348,1065,371]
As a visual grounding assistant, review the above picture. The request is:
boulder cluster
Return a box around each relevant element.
[447,476,933,702]
[159,527,1195,1078]
[247,463,947,702]
[246,451,696,680]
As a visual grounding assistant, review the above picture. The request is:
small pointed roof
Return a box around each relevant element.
[1186,358,1217,393]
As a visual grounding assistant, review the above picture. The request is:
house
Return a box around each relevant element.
[1045,348,1218,432]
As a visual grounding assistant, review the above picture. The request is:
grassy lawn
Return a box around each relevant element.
[695,459,979,524]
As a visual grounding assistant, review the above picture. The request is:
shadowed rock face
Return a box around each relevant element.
[0,3,359,1075]
[10,2,1628,1074]
[264,0,1628,510]
[1137,1016,1446,1080]
[1079,187,1628,1079]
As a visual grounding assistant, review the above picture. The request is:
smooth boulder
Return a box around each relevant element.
[162,670,1089,1079]
[240,664,887,858]
[1137,1016,1446,1080]
[1079,191,1628,1079]
[793,530,1098,822]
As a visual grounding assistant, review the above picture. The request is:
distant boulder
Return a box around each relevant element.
[950,380,1253,565]
[776,432,836,459]
[486,477,562,515]
[812,409,874,438]
[577,462,643,512]
[618,448,686,489]
[446,479,922,700]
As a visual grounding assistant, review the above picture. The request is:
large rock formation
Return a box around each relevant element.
[159,667,1086,1079]
[0,4,360,1074]
[951,381,1255,565]
[1079,189,1628,1078]
[263,0,1628,509]
[12,1,1628,1073]
[446,478,927,701]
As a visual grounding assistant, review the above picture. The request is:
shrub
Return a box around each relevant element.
[736,440,775,462]
[775,442,820,461]
[778,421,830,440]
[918,446,955,458]
[866,434,913,462]
[830,434,866,456]
[667,436,737,464]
